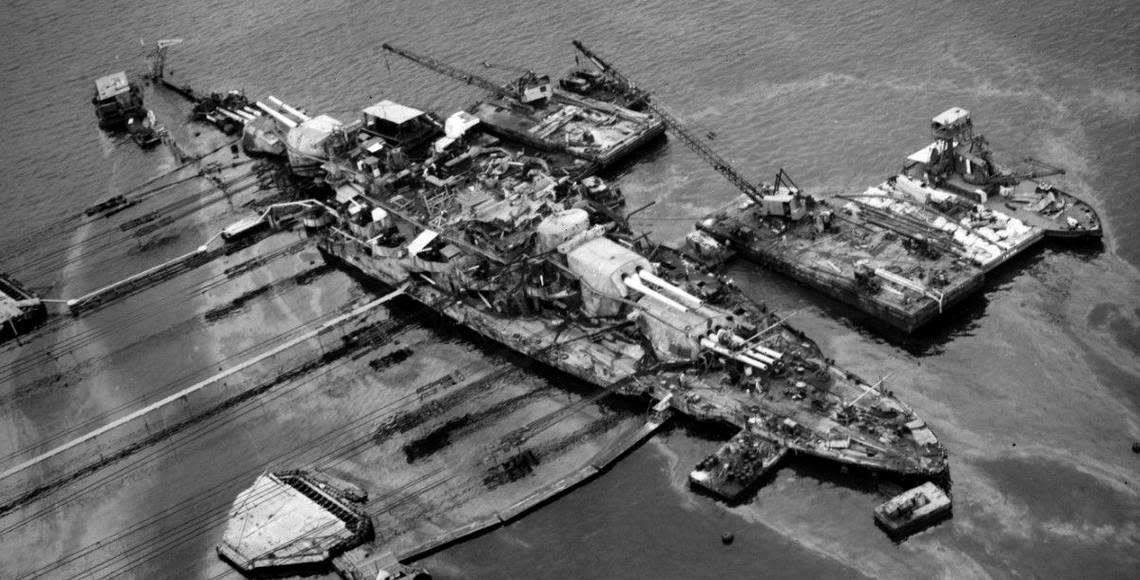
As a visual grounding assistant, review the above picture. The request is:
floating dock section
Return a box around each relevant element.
[217,471,373,575]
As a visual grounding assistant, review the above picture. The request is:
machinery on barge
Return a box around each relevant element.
[902,107,1101,239]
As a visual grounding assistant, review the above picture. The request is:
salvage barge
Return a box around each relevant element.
[696,172,1046,332]
[380,43,665,170]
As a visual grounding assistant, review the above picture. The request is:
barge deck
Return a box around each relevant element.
[697,192,986,333]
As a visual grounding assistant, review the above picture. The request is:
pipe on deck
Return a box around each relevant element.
[255,101,299,128]
[635,268,705,309]
[700,338,769,371]
[267,96,311,122]
[623,274,689,313]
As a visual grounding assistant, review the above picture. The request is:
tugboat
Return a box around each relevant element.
[902,107,1102,239]
[873,481,952,537]
[308,102,949,486]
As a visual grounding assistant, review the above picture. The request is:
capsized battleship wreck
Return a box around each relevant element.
[306,103,948,489]
[902,107,1101,238]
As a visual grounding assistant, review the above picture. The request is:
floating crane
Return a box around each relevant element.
[381,43,552,105]
[570,40,807,220]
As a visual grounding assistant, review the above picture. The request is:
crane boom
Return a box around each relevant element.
[642,96,768,203]
[382,43,517,101]
[570,41,768,204]
[570,40,634,90]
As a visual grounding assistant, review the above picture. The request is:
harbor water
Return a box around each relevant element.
[1,0,1138,578]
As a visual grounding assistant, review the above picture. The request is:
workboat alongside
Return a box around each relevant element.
[873,481,952,537]
[689,429,788,501]
[903,107,1101,239]
[308,107,948,482]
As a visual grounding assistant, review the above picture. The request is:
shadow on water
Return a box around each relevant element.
[1041,235,1106,261]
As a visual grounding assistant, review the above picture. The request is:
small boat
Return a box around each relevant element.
[127,110,161,148]
[873,481,951,537]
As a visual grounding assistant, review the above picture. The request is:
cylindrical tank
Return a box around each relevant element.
[302,207,332,229]
[535,208,589,253]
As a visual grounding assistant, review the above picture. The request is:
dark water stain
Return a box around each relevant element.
[1074,336,1140,413]
[948,455,1140,579]
[974,456,1138,528]
[1086,302,1140,358]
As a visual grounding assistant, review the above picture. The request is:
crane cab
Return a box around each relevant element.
[515,72,552,104]
[758,193,806,220]
[757,169,807,220]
